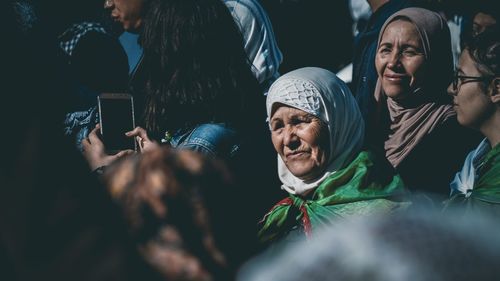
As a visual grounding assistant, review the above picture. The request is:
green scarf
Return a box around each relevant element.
[258,151,407,243]
[457,143,500,204]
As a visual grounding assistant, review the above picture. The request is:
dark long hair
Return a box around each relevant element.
[139,0,259,140]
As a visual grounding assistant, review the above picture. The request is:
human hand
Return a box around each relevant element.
[126,126,159,153]
[82,124,134,171]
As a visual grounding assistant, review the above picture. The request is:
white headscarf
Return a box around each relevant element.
[266,67,365,195]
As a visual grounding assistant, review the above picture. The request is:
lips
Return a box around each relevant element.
[384,73,408,82]
[285,150,309,159]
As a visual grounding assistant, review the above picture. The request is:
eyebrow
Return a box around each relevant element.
[378,42,421,50]
[270,116,282,124]
[400,43,420,49]
[270,111,314,122]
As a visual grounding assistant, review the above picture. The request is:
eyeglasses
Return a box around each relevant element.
[451,71,491,92]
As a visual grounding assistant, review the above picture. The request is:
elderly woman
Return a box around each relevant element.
[446,29,500,213]
[373,8,480,197]
[258,67,408,243]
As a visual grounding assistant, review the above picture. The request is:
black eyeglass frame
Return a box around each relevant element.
[452,71,492,92]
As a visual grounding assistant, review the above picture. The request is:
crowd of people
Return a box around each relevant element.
[1,0,499,280]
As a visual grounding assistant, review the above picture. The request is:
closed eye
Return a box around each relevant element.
[378,47,391,54]
[270,120,284,132]
[378,42,392,54]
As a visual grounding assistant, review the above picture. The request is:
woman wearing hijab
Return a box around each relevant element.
[373,7,480,198]
[258,67,408,244]
[445,29,500,214]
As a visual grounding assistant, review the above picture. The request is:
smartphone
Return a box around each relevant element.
[97,93,136,154]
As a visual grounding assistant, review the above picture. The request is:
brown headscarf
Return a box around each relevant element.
[374,7,456,168]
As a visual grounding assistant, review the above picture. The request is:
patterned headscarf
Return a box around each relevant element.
[267,67,365,195]
[374,8,456,167]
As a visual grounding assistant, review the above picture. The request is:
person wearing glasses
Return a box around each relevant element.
[373,8,480,199]
[446,29,500,214]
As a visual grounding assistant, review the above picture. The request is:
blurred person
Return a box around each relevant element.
[224,0,283,93]
[104,0,282,93]
[59,20,129,151]
[0,1,163,280]
[103,0,147,33]
[11,0,130,151]
[446,29,500,214]
[468,0,498,39]
[258,67,408,245]
[85,0,261,170]
[374,8,480,197]
[240,207,500,281]
[104,147,260,280]
[349,0,372,36]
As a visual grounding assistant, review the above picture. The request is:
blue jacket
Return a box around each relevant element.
[169,123,239,160]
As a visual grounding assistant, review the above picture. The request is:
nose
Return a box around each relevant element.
[447,82,456,96]
[104,0,114,9]
[387,51,401,68]
[283,125,300,149]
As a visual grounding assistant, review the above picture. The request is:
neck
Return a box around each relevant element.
[480,110,500,147]
[367,0,390,13]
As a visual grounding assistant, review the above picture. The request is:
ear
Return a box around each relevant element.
[491,77,500,104]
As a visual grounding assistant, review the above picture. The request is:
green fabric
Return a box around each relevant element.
[258,151,408,243]
[447,144,500,209]
[472,143,500,203]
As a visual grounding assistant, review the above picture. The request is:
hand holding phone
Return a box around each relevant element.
[125,126,160,153]
[97,93,136,154]
[82,124,134,171]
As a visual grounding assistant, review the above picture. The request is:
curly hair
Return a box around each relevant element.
[464,27,500,77]
[138,0,259,140]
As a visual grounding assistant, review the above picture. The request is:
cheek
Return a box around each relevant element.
[271,133,283,155]
[457,94,492,127]
[305,126,329,161]
[375,55,385,76]
[407,58,426,83]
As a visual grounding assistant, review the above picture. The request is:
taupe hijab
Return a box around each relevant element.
[375,7,456,167]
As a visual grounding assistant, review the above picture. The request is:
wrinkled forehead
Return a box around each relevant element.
[379,17,422,46]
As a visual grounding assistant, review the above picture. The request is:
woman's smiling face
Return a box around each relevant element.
[270,104,329,181]
[376,19,427,101]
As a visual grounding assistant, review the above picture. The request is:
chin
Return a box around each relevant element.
[457,116,477,129]
[289,170,310,179]
[383,88,403,99]
[290,168,323,181]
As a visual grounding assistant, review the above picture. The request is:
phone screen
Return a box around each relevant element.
[98,93,136,153]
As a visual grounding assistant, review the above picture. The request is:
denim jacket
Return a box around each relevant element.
[168,123,240,160]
